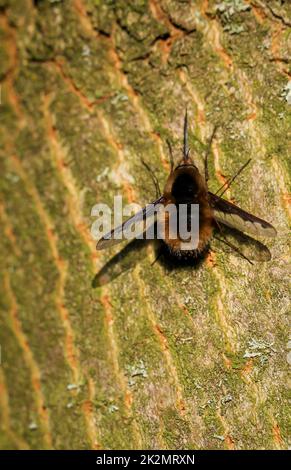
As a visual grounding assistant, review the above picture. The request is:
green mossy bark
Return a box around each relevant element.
[0,0,290,450]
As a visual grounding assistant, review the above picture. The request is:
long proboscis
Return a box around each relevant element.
[183,107,189,161]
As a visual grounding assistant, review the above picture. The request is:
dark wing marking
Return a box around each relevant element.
[214,226,272,262]
[96,196,164,250]
[209,192,277,238]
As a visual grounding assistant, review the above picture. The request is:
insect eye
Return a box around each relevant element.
[172,174,198,201]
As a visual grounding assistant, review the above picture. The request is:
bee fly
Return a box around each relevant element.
[97,110,276,263]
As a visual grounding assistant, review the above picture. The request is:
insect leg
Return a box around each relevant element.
[214,235,253,265]
[166,139,174,173]
[183,107,189,160]
[141,158,161,198]
[214,219,253,264]
[151,247,163,266]
[204,125,218,183]
[216,158,251,197]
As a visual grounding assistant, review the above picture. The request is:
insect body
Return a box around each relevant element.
[97,110,276,263]
[162,158,214,258]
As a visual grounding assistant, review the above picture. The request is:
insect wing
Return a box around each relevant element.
[215,226,272,262]
[209,192,277,238]
[97,196,164,250]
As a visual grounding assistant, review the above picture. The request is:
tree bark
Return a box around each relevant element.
[0,0,290,450]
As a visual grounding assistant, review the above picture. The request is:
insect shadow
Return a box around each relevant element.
[92,226,270,287]
[92,237,208,287]
[92,238,150,287]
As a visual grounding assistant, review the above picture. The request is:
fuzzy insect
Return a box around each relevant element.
[97,110,276,264]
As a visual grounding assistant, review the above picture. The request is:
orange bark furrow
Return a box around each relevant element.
[100,294,143,448]
[46,59,111,111]
[200,3,233,69]
[1,14,98,444]
[178,69,207,141]
[210,269,238,355]
[55,261,80,385]
[0,369,30,449]
[272,422,283,449]
[199,5,262,131]
[178,69,233,198]
[42,94,99,265]
[149,0,186,64]
[43,90,149,447]
[149,0,179,35]
[74,0,99,37]
[96,110,137,204]
[216,411,235,450]
[271,159,291,219]
[10,154,80,378]
[198,3,291,220]
[270,23,291,79]
[134,266,187,417]
[205,0,291,92]
[9,154,99,448]
[246,0,266,24]
[205,249,217,268]
[251,0,291,28]
[43,94,143,447]
[73,0,170,172]
[239,335,285,449]
[241,358,253,376]
[0,201,21,257]
[197,11,288,446]
[99,294,131,400]
[212,140,233,200]
[199,3,291,225]
[179,9,282,448]
[3,273,52,448]
[225,434,235,450]
[154,323,186,414]
[244,372,285,449]
[108,34,171,172]
[42,97,107,447]
[82,378,101,450]
[0,14,24,121]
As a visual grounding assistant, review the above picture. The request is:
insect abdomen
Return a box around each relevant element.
[163,200,214,259]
